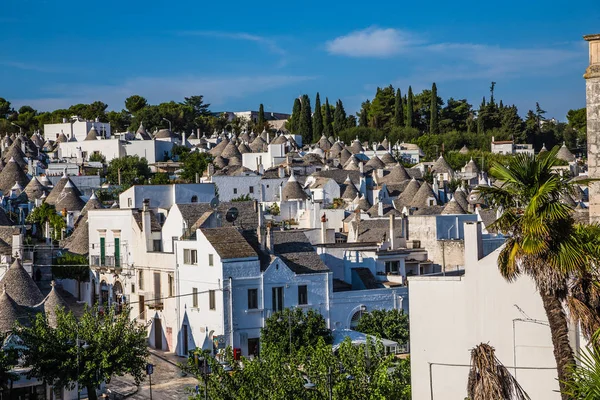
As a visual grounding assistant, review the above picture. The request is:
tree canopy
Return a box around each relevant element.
[106,155,151,189]
[355,308,409,345]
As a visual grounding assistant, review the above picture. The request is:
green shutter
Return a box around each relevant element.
[100,237,105,266]
[114,238,120,267]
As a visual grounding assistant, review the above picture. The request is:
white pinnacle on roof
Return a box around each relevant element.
[11,182,23,191]
[64,180,74,189]
[90,190,98,200]
[8,157,15,163]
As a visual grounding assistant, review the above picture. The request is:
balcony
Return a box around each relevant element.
[145,293,164,310]
[90,255,122,272]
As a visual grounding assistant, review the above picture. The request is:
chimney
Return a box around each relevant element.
[378,201,384,217]
[389,214,396,250]
[278,165,285,178]
[464,221,483,266]
[182,131,187,146]
[320,213,327,244]
[585,33,600,223]
[207,163,215,177]
[12,230,23,259]
[142,198,152,250]
[21,142,25,154]
[258,163,264,175]
[359,161,364,174]
[257,203,265,250]
[266,223,274,253]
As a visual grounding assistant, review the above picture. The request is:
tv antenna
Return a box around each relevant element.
[210,197,219,210]
[225,207,239,225]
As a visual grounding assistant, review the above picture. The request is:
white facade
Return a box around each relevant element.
[119,184,216,211]
[409,221,563,400]
[242,143,286,171]
[44,119,112,142]
[209,174,262,202]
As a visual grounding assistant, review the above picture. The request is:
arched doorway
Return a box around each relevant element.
[91,279,97,305]
[100,280,109,307]
[113,281,124,313]
[350,307,367,330]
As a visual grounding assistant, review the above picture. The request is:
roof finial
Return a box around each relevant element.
[50,280,56,288]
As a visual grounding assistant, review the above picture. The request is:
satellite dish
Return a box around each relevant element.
[225,207,239,223]
[210,197,219,210]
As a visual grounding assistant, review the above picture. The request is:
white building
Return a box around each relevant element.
[491,137,535,155]
[44,117,112,143]
[409,221,565,400]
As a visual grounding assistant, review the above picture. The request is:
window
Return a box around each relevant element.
[114,237,120,267]
[298,285,308,305]
[272,287,283,312]
[131,284,135,294]
[385,261,400,275]
[191,195,198,203]
[127,198,132,208]
[192,288,198,308]
[209,290,216,310]
[168,274,174,297]
[184,249,198,265]
[208,254,214,266]
[153,240,162,252]
[99,237,106,266]
[233,188,238,194]
[138,271,144,291]
[248,289,258,309]
[249,186,254,194]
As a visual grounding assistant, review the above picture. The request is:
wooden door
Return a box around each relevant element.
[154,317,162,350]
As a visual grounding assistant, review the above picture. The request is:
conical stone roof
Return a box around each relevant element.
[350,139,363,154]
[383,164,411,184]
[556,142,575,162]
[272,135,288,145]
[379,152,396,165]
[45,175,81,206]
[396,178,421,208]
[238,142,251,154]
[213,156,229,169]
[340,148,352,165]
[81,191,102,217]
[410,181,437,208]
[381,137,390,150]
[329,142,343,158]
[2,144,27,168]
[0,258,44,307]
[441,197,466,215]
[55,180,85,212]
[249,136,267,153]
[23,176,47,201]
[221,141,243,160]
[0,158,30,195]
[318,135,331,151]
[84,127,98,141]
[354,194,371,211]
[209,138,230,157]
[365,155,386,170]
[56,133,68,143]
[341,176,359,200]
[282,172,308,201]
[43,282,69,328]
[155,128,175,139]
[453,189,469,211]
[0,289,25,334]
[464,158,479,175]
[459,145,469,154]
[432,155,454,175]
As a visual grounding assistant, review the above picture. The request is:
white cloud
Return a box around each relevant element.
[325,27,416,57]
[12,74,315,112]
[177,31,288,67]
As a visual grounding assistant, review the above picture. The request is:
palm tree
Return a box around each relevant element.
[479,147,589,398]
[562,330,600,399]
[467,343,529,400]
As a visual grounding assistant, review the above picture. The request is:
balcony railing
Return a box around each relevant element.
[145,293,164,310]
[90,255,121,269]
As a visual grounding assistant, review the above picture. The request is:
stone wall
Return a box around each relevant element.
[586,34,600,223]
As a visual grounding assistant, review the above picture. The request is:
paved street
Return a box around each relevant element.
[107,351,198,400]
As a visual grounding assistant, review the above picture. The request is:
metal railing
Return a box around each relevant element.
[90,255,120,268]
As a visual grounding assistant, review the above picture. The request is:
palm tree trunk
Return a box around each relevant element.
[540,290,574,399]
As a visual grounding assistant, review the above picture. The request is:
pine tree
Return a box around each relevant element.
[289,98,302,134]
[333,99,347,135]
[323,98,333,136]
[394,89,403,127]
[299,94,313,144]
[406,86,414,128]
[258,104,266,130]
[359,102,369,127]
[312,93,323,142]
[477,97,486,135]
[430,83,439,135]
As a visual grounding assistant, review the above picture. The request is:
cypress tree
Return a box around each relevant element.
[359,107,368,127]
[299,94,313,144]
[394,89,403,127]
[333,99,347,135]
[430,83,439,135]
[258,103,266,129]
[313,93,323,142]
[477,97,486,135]
[323,98,333,136]
[289,98,302,134]
[406,86,414,128]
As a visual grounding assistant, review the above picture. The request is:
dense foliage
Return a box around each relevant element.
[106,155,151,189]
[355,309,409,345]
[180,152,212,183]
[16,306,148,400]
[261,308,332,355]
[54,252,89,282]
[0,335,19,391]
[26,203,65,240]
[183,338,411,400]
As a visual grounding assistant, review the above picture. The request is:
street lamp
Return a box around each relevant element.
[10,122,23,135]
[76,333,90,400]
[162,118,172,132]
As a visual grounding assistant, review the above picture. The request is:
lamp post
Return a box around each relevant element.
[162,118,172,132]
[277,311,303,355]
[75,331,90,400]
[9,122,22,135]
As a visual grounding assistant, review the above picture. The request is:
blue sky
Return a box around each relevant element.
[1,0,599,120]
